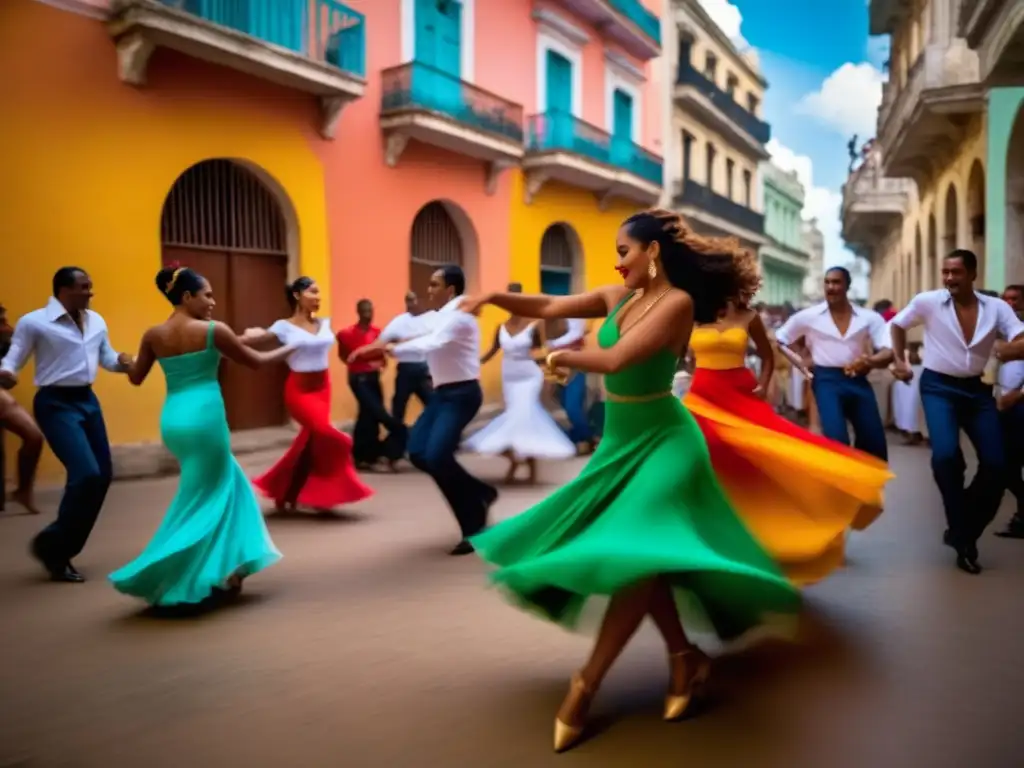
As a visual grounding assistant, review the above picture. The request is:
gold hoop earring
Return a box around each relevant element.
[648,260,658,279]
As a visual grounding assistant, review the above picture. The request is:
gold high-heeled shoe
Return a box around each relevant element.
[664,647,711,721]
[553,672,594,753]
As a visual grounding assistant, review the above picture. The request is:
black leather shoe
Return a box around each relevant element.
[955,552,982,575]
[994,516,1024,539]
[449,539,475,556]
[51,564,86,583]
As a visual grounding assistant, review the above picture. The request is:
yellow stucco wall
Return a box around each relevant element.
[504,170,645,301]
[2,2,330,481]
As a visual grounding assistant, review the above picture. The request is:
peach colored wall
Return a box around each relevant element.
[317,0,516,417]
[531,0,662,157]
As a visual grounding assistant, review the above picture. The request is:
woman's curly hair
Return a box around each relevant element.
[622,208,762,322]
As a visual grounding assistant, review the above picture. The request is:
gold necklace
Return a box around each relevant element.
[620,287,672,337]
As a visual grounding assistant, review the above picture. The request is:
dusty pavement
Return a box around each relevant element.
[1,442,1023,768]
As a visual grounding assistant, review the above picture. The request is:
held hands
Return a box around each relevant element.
[544,351,570,385]
[891,351,914,383]
[117,352,134,369]
[0,369,16,390]
[241,327,264,341]
[844,355,873,378]
[998,389,1023,412]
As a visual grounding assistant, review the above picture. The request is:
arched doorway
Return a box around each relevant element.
[913,225,922,296]
[409,201,467,302]
[1008,108,1024,285]
[927,213,937,291]
[539,224,582,295]
[967,161,986,286]
[160,159,292,431]
[539,223,583,341]
[942,183,959,260]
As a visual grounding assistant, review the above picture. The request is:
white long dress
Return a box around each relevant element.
[463,323,576,460]
[892,364,924,433]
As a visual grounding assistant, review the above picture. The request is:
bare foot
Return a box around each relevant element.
[503,458,519,485]
[11,489,41,515]
[526,458,538,484]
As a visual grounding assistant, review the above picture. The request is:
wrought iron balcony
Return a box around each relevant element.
[672,179,764,239]
[548,0,660,60]
[674,59,770,155]
[522,111,663,207]
[379,62,525,193]
[108,0,366,138]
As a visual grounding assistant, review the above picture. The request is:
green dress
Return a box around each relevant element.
[109,322,281,606]
[471,295,801,644]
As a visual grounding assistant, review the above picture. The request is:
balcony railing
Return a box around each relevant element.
[675,59,770,145]
[609,0,661,46]
[163,0,366,77]
[526,111,663,186]
[673,179,764,235]
[380,62,524,143]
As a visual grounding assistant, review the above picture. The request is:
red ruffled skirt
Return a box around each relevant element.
[685,367,892,586]
[254,371,373,509]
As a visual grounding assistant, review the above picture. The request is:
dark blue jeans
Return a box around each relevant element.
[811,366,888,461]
[1000,401,1024,515]
[559,372,592,445]
[392,362,432,425]
[407,380,495,537]
[919,369,1005,549]
[33,386,112,563]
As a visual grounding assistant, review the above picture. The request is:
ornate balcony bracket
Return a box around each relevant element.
[320,97,347,140]
[485,161,513,196]
[597,188,618,212]
[383,132,411,168]
[523,170,550,205]
[114,31,156,86]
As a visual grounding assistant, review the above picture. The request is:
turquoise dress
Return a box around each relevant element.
[109,322,281,606]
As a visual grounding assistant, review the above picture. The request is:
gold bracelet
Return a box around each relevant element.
[545,350,564,373]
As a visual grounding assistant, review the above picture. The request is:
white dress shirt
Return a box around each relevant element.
[891,290,1024,377]
[0,297,123,387]
[379,311,434,364]
[775,302,891,368]
[392,297,479,387]
[269,318,334,372]
[997,359,1024,396]
[548,318,587,349]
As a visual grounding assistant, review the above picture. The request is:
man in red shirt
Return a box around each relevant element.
[336,299,404,469]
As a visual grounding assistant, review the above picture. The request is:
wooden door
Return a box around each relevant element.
[224,252,290,430]
[162,247,230,323]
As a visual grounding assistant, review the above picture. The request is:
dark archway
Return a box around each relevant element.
[160,159,291,431]
[409,200,479,302]
[1008,108,1024,285]
[967,160,986,286]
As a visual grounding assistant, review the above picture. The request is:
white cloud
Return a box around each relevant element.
[696,0,749,49]
[766,138,867,295]
[797,62,885,138]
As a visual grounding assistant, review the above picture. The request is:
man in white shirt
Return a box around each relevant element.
[379,291,434,428]
[891,249,1024,574]
[0,267,131,582]
[547,317,592,453]
[775,267,893,461]
[356,266,496,555]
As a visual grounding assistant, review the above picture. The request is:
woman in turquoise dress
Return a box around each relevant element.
[461,210,802,753]
[109,265,291,608]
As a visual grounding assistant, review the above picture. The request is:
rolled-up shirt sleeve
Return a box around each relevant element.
[0,319,35,374]
[98,331,123,372]
[393,311,468,356]
[890,296,925,329]
[869,313,893,350]
[996,300,1024,341]
[774,311,807,347]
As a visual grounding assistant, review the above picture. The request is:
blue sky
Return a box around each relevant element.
[696,0,888,297]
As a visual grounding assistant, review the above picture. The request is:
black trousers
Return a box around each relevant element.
[348,371,404,464]
[392,362,432,425]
